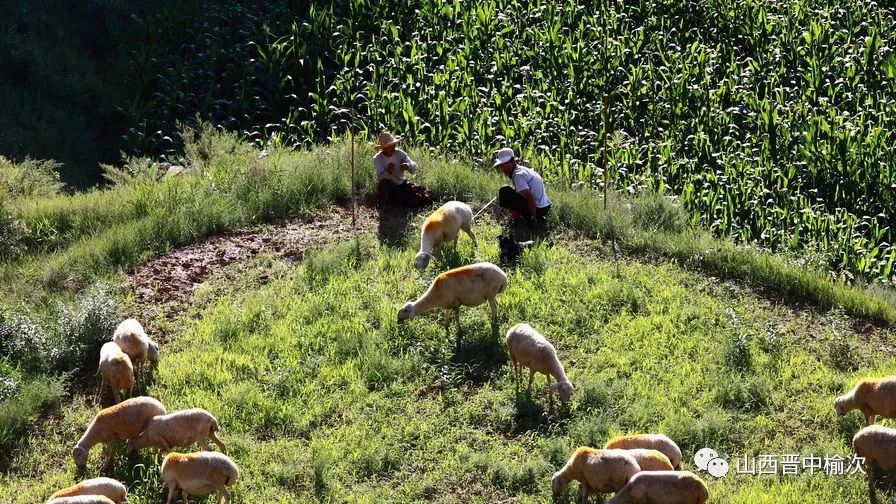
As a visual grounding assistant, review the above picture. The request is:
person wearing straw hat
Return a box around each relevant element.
[373,132,432,207]
[494,147,551,225]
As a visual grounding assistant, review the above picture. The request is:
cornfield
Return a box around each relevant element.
[127,0,896,284]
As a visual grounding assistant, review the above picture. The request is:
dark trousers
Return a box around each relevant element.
[377,179,433,207]
[498,186,550,220]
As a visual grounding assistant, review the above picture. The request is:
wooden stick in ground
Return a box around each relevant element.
[602,93,609,211]
[351,108,356,229]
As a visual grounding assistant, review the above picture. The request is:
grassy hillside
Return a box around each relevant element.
[0,131,893,501]
[1,218,891,502]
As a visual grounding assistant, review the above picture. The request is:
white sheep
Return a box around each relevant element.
[112,319,157,386]
[621,449,675,472]
[415,201,477,270]
[853,424,896,493]
[505,323,574,404]
[47,497,116,504]
[161,451,239,504]
[98,342,134,404]
[604,434,684,470]
[398,262,507,344]
[47,477,126,504]
[607,470,709,504]
[72,396,167,470]
[835,376,896,426]
[128,408,227,454]
[551,447,641,502]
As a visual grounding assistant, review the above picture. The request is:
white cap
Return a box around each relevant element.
[493,147,515,167]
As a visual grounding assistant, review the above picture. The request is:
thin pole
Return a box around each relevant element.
[602,93,609,210]
[351,108,356,229]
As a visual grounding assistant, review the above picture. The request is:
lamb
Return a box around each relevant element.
[47,477,126,504]
[551,447,641,502]
[161,451,239,504]
[853,424,896,494]
[505,323,574,404]
[47,497,116,504]
[398,262,507,345]
[112,318,157,386]
[415,201,477,271]
[98,342,134,404]
[835,376,896,426]
[128,408,227,454]
[607,471,709,504]
[604,434,684,470]
[72,396,167,470]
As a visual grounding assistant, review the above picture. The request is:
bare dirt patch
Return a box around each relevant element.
[127,204,416,324]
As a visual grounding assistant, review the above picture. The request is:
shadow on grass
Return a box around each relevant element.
[376,205,414,247]
[510,386,571,437]
[439,326,507,387]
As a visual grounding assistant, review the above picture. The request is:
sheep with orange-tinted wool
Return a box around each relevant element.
[552,447,641,502]
[47,477,126,504]
[72,396,166,470]
[161,451,239,504]
[607,470,709,504]
[504,323,574,403]
[112,319,159,386]
[398,262,507,343]
[128,408,227,454]
[835,376,896,426]
[98,342,134,404]
[46,496,116,504]
[852,424,896,495]
[604,433,684,470]
[415,201,477,270]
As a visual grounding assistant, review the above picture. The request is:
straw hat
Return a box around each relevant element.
[375,132,402,150]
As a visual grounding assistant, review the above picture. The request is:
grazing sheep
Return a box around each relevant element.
[161,451,239,504]
[415,201,477,271]
[47,497,116,504]
[835,377,896,426]
[607,471,709,504]
[552,447,641,502]
[398,262,507,344]
[853,424,896,494]
[98,342,134,404]
[112,319,158,387]
[47,477,126,504]
[623,449,675,472]
[505,323,574,404]
[604,434,684,470]
[128,408,227,454]
[72,396,167,470]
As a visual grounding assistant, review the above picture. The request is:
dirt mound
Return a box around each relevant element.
[128,205,394,322]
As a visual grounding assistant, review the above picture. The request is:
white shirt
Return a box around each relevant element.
[512,165,551,208]
[373,149,417,183]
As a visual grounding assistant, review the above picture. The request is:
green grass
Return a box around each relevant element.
[0,220,889,502]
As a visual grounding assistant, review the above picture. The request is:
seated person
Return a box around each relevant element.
[494,147,551,225]
[373,132,432,207]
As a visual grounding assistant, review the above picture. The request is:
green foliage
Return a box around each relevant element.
[0,375,63,461]
[0,220,883,502]
[0,156,62,200]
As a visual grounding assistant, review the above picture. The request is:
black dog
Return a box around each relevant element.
[499,234,534,266]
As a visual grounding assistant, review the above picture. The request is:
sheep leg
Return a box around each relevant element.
[527,369,536,395]
[865,413,877,426]
[453,234,459,249]
[183,489,190,504]
[547,375,555,412]
[210,430,228,453]
[200,439,211,450]
[218,487,231,504]
[165,485,177,504]
[111,386,121,404]
[488,298,498,326]
[443,309,452,335]
[102,442,115,469]
[98,375,107,404]
[577,483,590,503]
[455,308,462,350]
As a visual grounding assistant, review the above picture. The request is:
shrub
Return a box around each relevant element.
[0,375,64,458]
[50,282,124,374]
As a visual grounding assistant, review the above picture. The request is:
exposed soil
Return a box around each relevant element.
[127,204,417,324]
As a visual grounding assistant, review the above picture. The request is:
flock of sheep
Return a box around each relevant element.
[43,199,896,503]
[48,320,237,504]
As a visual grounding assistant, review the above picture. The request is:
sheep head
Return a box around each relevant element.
[415,252,434,271]
[550,381,575,403]
[72,445,89,469]
[834,395,849,416]
[551,470,569,496]
[148,340,160,364]
[397,302,416,321]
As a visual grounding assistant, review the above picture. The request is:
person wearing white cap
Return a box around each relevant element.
[494,147,551,225]
[373,132,431,207]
